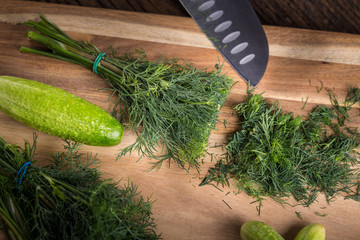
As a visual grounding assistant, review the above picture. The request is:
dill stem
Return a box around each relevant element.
[25,31,121,78]
[0,159,17,176]
[38,171,89,203]
[19,47,81,65]
[0,207,25,240]
[20,46,134,100]
[6,197,24,229]
[179,99,210,105]
[65,45,123,75]
[26,30,92,67]
[35,186,56,210]
[24,19,123,76]
[23,31,132,96]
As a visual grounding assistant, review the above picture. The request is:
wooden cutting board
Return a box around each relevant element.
[0,1,359,239]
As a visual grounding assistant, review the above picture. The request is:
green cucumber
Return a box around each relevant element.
[240,220,285,240]
[0,76,123,146]
[294,224,325,240]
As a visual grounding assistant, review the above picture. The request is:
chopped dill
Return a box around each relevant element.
[315,212,327,217]
[20,15,233,171]
[0,134,160,239]
[295,211,303,220]
[255,201,264,216]
[222,200,232,209]
[210,183,224,192]
[223,119,228,128]
[302,97,309,110]
[209,143,224,149]
[201,86,360,213]
[317,80,324,93]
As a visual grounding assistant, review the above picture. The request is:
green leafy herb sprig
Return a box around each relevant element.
[19,15,233,170]
[0,134,160,240]
[201,87,360,212]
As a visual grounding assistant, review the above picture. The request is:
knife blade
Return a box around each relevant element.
[179,0,269,86]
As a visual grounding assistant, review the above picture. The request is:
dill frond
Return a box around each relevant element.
[20,15,233,170]
[0,134,160,239]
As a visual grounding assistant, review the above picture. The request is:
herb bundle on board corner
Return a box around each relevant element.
[201,86,360,213]
[0,134,160,240]
[19,15,233,171]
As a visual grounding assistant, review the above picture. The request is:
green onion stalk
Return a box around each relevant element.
[0,134,160,240]
[20,15,233,171]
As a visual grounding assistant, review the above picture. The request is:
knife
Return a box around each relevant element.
[179,0,269,86]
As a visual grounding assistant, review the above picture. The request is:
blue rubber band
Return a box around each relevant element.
[92,52,106,74]
[16,162,32,189]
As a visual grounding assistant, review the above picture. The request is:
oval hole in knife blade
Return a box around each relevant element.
[214,21,232,33]
[206,10,224,22]
[239,54,255,65]
[222,31,240,44]
[231,42,248,54]
[198,0,215,12]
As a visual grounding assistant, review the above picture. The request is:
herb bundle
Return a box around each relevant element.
[0,134,160,240]
[19,15,233,170]
[201,87,360,210]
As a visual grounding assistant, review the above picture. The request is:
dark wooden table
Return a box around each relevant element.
[24,0,360,34]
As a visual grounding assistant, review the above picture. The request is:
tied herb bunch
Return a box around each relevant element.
[0,134,160,240]
[201,87,360,212]
[19,15,233,170]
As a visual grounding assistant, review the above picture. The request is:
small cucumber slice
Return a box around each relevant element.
[0,76,123,146]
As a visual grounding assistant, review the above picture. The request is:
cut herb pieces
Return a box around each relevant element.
[201,87,360,211]
[19,15,233,170]
[0,134,160,240]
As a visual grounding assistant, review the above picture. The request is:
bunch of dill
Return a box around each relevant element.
[201,87,360,211]
[19,15,233,170]
[0,134,160,240]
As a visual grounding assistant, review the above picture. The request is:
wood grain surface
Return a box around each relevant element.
[23,0,360,35]
[0,1,360,240]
